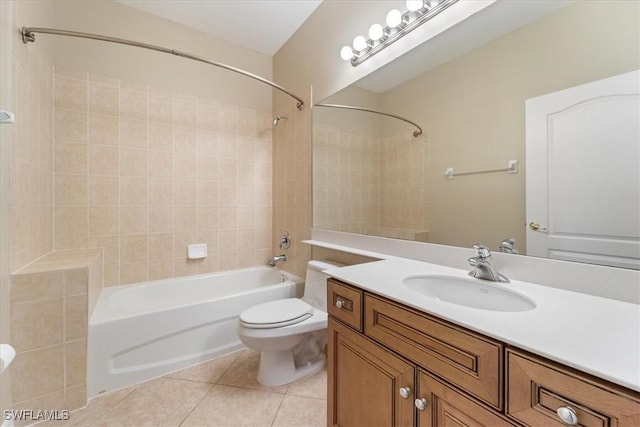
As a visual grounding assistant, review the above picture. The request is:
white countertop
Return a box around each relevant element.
[325,257,640,392]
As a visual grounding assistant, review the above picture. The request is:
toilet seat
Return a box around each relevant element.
[240,298,314,329]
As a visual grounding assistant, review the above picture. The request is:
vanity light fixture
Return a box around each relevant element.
[340,0,458,66]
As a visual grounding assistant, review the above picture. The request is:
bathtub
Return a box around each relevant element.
[87,266,303,397]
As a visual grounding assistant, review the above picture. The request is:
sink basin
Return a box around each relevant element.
[403,275,536,312]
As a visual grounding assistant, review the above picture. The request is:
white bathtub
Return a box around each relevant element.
[88,266,303,397]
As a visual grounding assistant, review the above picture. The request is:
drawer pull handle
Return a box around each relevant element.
[556,406,578,425]
[399,387,411,399]
[414,398,428,411]
[335,300,345,309]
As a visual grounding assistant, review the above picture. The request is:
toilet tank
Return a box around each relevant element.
[302,260,344,312]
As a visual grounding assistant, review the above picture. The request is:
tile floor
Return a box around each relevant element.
[36,349,327,427]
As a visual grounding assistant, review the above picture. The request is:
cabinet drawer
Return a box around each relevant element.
[327,279,363,331]
[507,349,640,426]
[364,294,504,409]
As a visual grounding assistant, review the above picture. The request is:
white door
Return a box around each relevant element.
[526,70,640,269]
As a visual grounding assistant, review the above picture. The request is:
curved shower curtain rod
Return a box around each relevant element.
[21,27,305,110]
[314,103,422,137]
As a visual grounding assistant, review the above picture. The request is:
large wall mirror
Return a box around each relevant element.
[312,0,640,269]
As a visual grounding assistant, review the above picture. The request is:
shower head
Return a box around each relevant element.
[273,115,288,126]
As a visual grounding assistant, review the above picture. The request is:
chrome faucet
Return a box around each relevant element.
[267,254,287,267]
[498,238,518,254]
[468,244,509,283]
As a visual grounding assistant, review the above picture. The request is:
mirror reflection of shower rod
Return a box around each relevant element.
[21,27,305,111]
[314,103,423,137]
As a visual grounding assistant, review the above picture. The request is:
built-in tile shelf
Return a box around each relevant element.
[9,249,103,415]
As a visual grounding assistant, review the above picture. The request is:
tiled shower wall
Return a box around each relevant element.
[313,123,381,234]
[53,67,274,286]
[313,122,430,241]
[379,130,430,240]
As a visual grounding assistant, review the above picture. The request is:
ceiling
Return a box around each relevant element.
[116,0,323,56]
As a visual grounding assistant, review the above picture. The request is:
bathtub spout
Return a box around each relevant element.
[267,254,287,267]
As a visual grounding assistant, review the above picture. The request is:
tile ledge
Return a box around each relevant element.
[12,249,103,275]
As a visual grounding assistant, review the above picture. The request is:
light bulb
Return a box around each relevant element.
[406,0,424,11]
[386,9,402,28]
[353,35,368,52]
[340,45,354,61]
[368,23,384,41]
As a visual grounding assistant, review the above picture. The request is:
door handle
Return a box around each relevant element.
[529,221,548,232]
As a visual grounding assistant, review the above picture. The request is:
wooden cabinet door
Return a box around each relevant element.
[416,370,515,427]
[328,318,415,427]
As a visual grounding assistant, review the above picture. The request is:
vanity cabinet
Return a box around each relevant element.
[327,278,640,427]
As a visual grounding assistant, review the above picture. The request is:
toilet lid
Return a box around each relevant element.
[240,298,314,328]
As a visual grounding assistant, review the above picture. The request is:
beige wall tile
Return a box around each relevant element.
[103,264,120,287]
[174,124,197,151]
[174,180,197,206]
[174,206,197,232]
[197,206,218,231]
[148,259,174,281]
[120,205,148,234]
[11,346,64,404]
[149,205,174,233]
[89,206,119,236]
[10,298,63,352]
[120,148,148,177]
[174,151,197,180]
[148,233,174,260]
[120,176,148,205]
[64,384,87,411]
[64,268,89,296]
[55,75,87,111]
[148,122,173,151]
[148,150,173,178]
[120,88,148,121]
[88,175,119,205]
[120,234,148,263]
[196,130,217,158]
[88,235,120,266]
[65,339,87,387]
[65,294,87,341]
[149,178,173,205]
[54,207,88,250]
[55,109,87,143]
[197,101,219,131]
[120,118,147,148]
[88,144,119,175]
[149,94,173,123]
[89,82,119,116]
[119,262,148,285]
[48,71,273,286]
[55,143,87,175]
[55,174,87,206]
[10,271,64,303]
[89,113,119,146]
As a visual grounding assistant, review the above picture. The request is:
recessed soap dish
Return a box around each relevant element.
[0,109,15,124]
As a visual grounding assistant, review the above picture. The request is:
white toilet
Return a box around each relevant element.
[237,260,342,386]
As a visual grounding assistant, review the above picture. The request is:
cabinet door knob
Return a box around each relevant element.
[335,300,344,309]
[399,387,411,399]
[414,398,428,411]
[556,406,578,425]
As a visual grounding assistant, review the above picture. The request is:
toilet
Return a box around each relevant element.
[237,260,343,386]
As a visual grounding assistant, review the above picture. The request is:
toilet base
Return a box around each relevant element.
[257,350,326,387]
